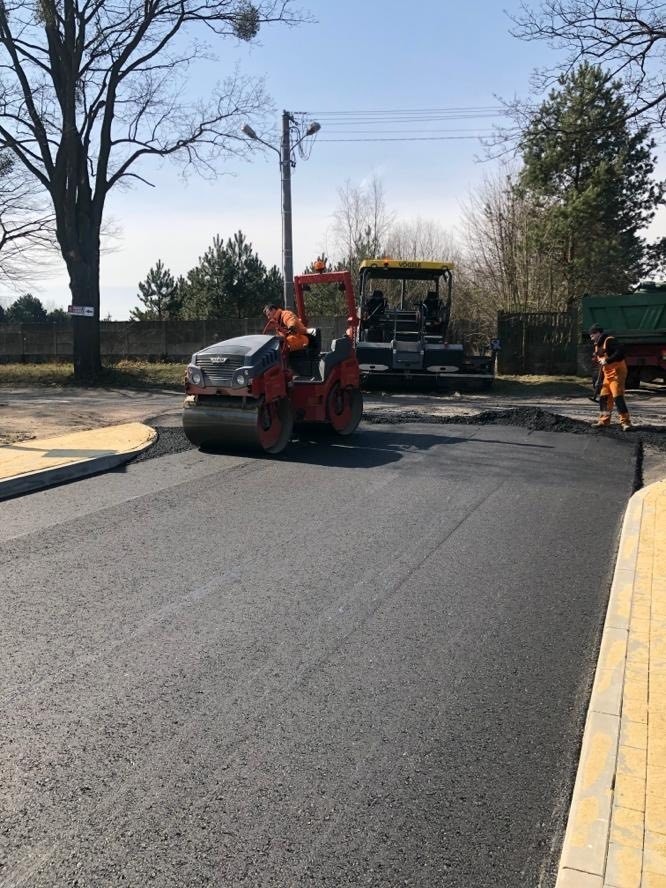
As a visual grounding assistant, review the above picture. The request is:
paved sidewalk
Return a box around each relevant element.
[0,423,156,500]
[558,480,666,887]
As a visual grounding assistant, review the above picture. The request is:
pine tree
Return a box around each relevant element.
[519,63,664,298]
[180,231,283,319]
[5,293,47,322]
[131,260,181,320]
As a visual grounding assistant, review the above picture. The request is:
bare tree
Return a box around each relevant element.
[0,152,56,289]
[512,1,666,124]
[0,1,302,379]
[460,169,567,327]
[384,217,457,263]
[331,175,393,275]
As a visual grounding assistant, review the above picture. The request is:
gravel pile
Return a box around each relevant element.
[364,405,666,451]
[133,426,195,461]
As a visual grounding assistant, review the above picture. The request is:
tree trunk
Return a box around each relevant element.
[66,238,101,382]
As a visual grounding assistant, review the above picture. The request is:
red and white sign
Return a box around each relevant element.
[67,305,95,317]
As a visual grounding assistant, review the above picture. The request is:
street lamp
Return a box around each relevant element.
[241,111,321,310]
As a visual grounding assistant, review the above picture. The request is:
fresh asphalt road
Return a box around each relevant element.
[0,423,636,887]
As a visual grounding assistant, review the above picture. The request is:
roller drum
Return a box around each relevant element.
[183,397,293,454]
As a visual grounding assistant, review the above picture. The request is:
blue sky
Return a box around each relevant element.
[11,0,666,318]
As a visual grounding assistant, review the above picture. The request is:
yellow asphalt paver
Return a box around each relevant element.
[558,480,666,887]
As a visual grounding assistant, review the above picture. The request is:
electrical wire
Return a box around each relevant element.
[293,106,511,144]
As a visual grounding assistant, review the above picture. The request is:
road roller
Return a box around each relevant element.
[183,269,363,454]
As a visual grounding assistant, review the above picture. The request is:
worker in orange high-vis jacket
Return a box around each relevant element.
[263,304,309,352]
[589,323,633,431]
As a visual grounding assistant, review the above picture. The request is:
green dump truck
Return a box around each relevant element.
[582,283,666,387]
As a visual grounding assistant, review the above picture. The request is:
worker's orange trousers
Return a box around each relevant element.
[598,360,630,425]
[285,333,309,352]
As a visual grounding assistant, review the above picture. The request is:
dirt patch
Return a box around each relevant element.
[0,387,181,446]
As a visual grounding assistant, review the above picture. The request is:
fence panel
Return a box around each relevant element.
[497,310,579,375]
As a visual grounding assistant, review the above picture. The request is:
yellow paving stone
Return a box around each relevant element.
[649,712,666,747]
[647,766,666,802]
[623,695,648,724]
[650,674,666,712]
[621,719,648,750]
[632,608,652,623]
[604,841,642,887]
[648,735,666,768]
[632,618,652,637]
[646,830,666,854]
[628,637,650,667]
[618,745,648,779]
[646,793,666,834]
[626,662,649,683]
[615,773,646,812]
[610,806,644,848]
[645,847,666,877]
[642,869,666,887]
[625,680,649,703]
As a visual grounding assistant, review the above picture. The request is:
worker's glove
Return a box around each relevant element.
[599,358,607,366]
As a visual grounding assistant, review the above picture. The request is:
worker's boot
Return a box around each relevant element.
[593,397,611,427]
[616,396,632,431]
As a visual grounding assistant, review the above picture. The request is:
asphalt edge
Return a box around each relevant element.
[555,482,649,887]
[0,425,157,501]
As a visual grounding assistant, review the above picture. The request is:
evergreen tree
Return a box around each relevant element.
[5,293,47,322]
[0,303,5,323]
[181,231,283,319]
[131,260,181,321]
[46,307,69,323]
[519,63,664,298]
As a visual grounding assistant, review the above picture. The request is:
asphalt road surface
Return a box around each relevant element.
[0,423,636,887]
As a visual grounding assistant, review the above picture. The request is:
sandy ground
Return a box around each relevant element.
[0,387,182,445]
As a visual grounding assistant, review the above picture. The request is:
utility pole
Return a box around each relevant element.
[280,111,295,310]
[241,112,321,312]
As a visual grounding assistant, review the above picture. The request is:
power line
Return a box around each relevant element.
[318,135,501,142]
[296,105,513,144]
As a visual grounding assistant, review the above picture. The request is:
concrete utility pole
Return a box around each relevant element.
[241,111,320,311]
[280,111,295,310]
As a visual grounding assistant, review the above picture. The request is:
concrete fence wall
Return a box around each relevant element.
[0,317,487,364]
[0,317,350,364]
